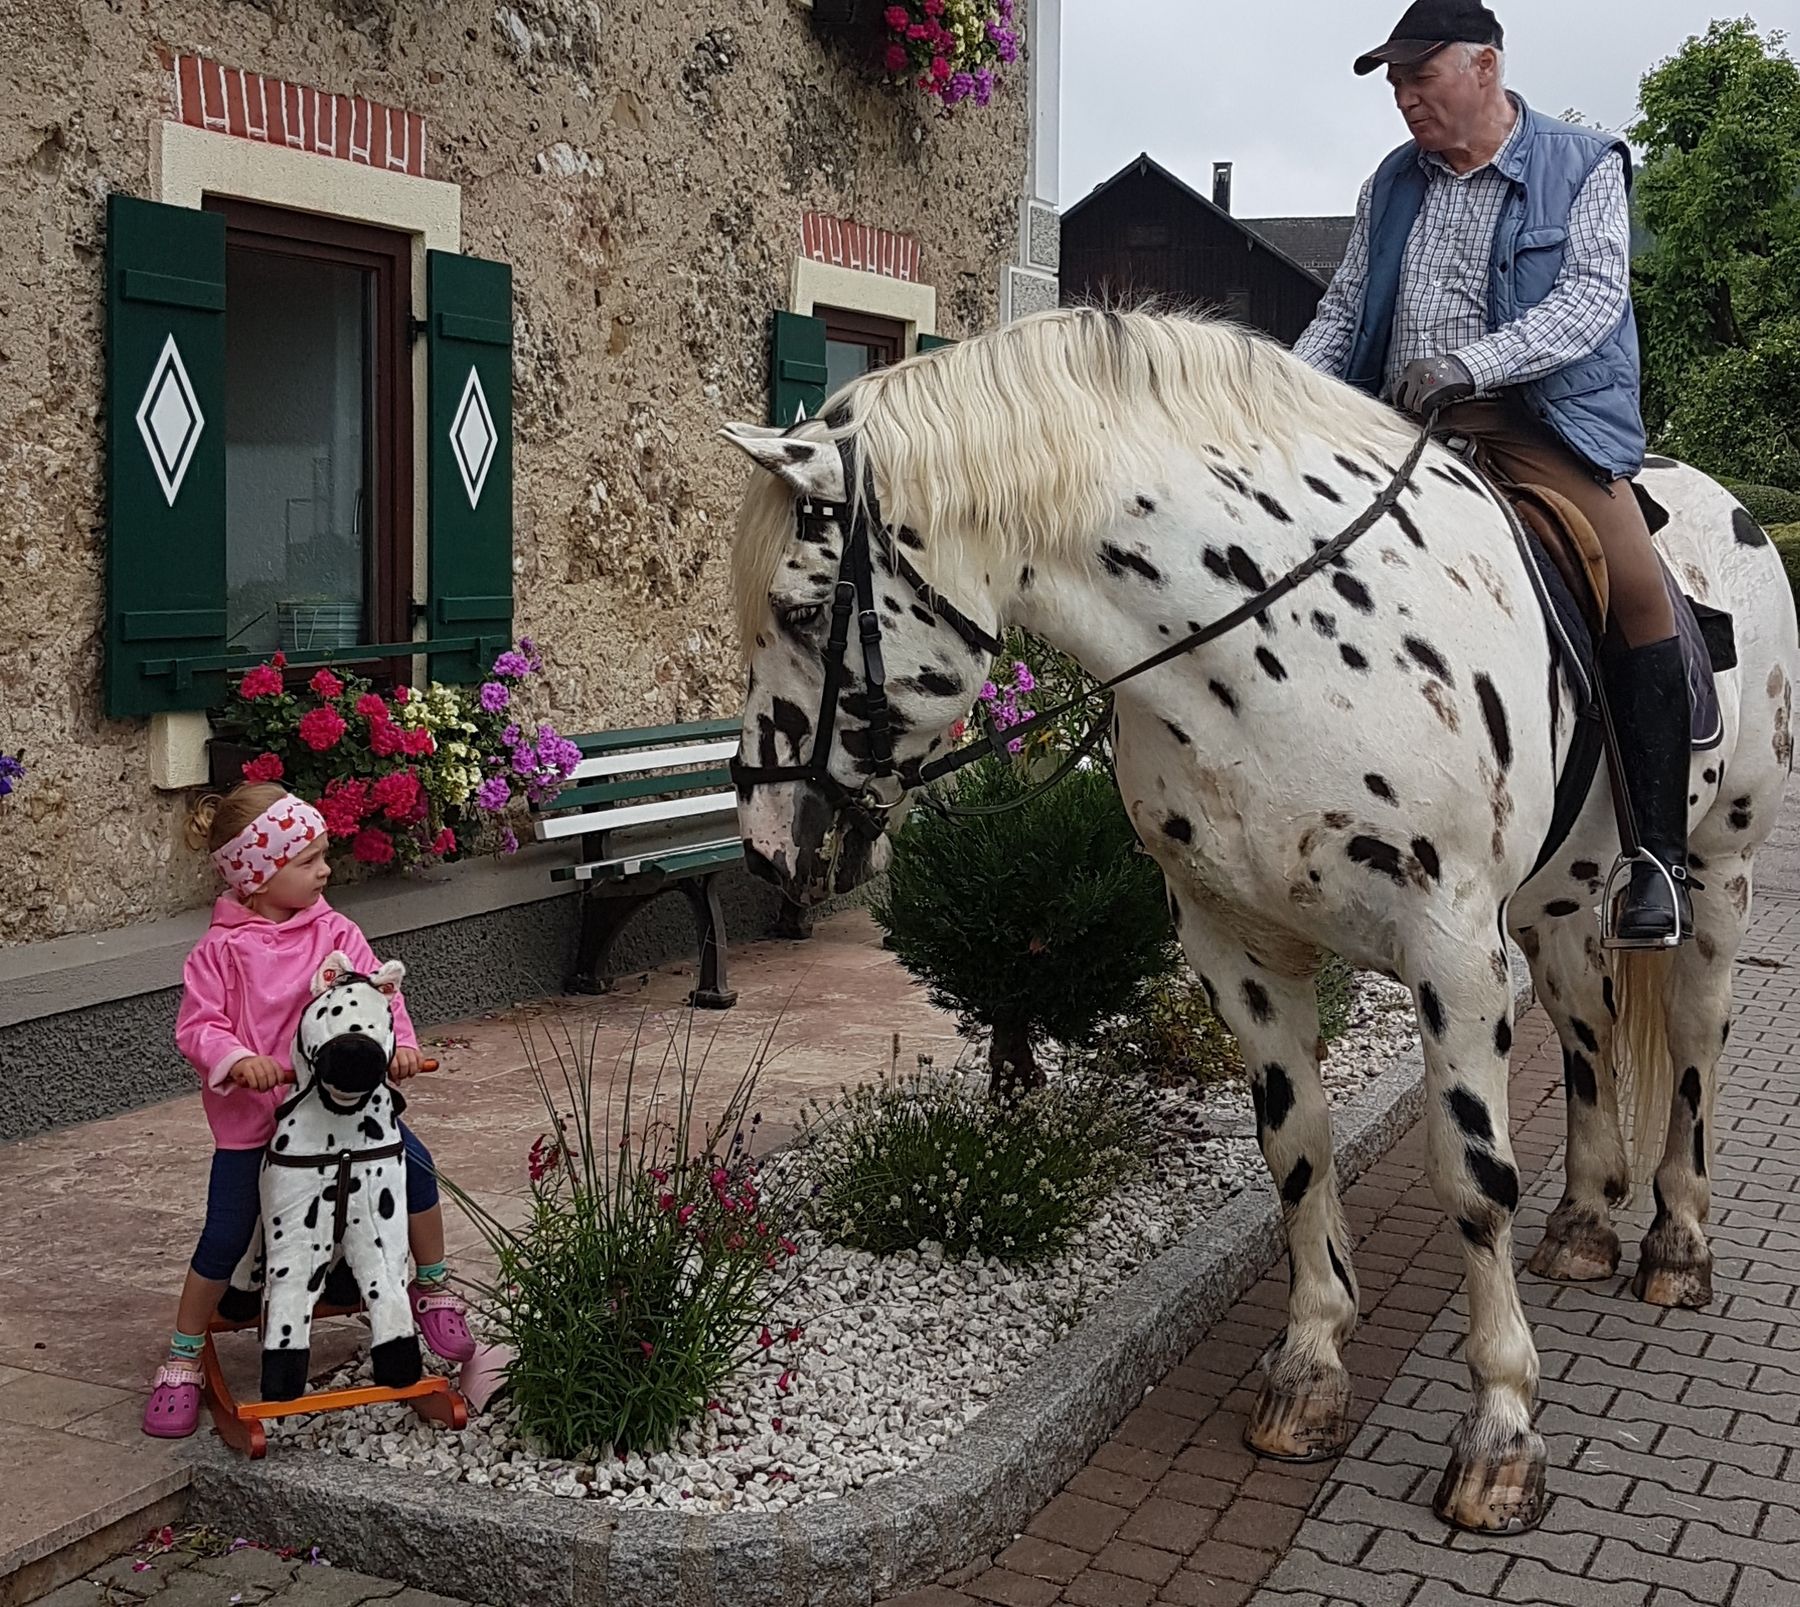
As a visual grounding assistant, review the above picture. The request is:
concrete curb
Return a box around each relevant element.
[189,965,1533,1606]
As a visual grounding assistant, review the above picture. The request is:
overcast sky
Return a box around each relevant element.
[1060,2,1800,219]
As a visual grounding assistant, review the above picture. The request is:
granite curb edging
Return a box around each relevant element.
[187,964,1533,1606]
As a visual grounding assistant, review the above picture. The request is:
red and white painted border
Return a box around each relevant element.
[801,214,921,282]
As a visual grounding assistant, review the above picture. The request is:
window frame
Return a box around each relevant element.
[203,196,416,661]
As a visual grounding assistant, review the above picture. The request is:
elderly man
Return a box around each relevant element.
[1295,0,1689,948]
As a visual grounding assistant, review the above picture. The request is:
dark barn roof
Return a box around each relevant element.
[1060,153,1354,347]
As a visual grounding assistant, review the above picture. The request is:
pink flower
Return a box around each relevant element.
[369,719,404,757]
[240,752,285,784]
[272,652,287,668]
[884,42,910,71]
[640,1341,655,1358]
[309,668,344,698]
[355,693,388,720]
[650,1167,669,1184]
[528,1135,562,1182]
[320,778,370,836]
[351,826,395,865]
[779,1236,799,1258]
[658,1192,676,1212]
[786,1326,804,1342]
[777,1370,793,1394]
[402,727,436,757]
[297,706,347,752]
[883,4,909,27]
[930,54,951,79]
[758,1325,774,1349]
[238,663,284,699]
[372,769,425,822]
[923,0,943,12]
[677,1204,696,1226]
[431,827,456,855]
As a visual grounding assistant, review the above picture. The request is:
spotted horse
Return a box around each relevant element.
[718,307,1799,1535]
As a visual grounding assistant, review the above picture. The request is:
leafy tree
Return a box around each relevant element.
[1630,20,1800,489]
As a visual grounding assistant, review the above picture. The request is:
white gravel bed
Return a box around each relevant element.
[276,977,1417,1511]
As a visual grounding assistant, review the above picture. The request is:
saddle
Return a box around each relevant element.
[1446,444,1736,878]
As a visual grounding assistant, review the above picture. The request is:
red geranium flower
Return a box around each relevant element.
[369,719,404,757]
[309,668,344,699]
[351,826,395,865]
[297,706,347,752]
[320,778,371,837]
[238,663,284,699]
[240,752,285,784]
[431,827,456,855]
[401,726,436,757]
[372,769,425,822]
[355,693,387,721]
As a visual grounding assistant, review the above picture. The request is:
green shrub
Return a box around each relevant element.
[1772,524,1800,616]
[1088,957,1357,1089]
[442,1019,800,1459]
[873,759,1178,1098]
[1721,481,1800,527]
[798,1064,1153,1263]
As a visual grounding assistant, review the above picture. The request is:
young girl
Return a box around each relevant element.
[144,781,475,1437]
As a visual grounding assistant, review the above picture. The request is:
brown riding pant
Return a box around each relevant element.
[1437,396,1675,647]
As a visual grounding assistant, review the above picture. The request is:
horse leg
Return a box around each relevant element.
[1524,923,1630,1281]
[1631,857,1745,1307]
[1409,935,1546,1533]
[1170,897,1356,1461]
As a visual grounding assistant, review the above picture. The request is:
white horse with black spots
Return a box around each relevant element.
[719,307,1797,1534]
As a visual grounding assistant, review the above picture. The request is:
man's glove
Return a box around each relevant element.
[1395,354,1476,416]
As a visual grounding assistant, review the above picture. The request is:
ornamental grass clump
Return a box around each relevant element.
[797,1061,1153,1264]
[442,1016,801,1459]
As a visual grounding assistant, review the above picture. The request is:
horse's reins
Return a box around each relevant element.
[266,1055,406,1251]
[730,412,1439,826]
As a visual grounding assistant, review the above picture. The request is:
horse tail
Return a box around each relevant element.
[1610,948,1676,1188]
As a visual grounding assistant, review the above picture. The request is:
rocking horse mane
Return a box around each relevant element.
[731,305,1413,651]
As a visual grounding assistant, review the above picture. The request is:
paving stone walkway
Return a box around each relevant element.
[889,887,1800,1607]
[35,1544,473,1606]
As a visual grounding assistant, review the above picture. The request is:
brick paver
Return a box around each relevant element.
[886,886,1800,1607]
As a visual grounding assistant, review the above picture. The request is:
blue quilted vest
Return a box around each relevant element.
[1342,98,1647,480]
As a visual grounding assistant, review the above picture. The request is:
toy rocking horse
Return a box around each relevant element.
[205,952,465,1456]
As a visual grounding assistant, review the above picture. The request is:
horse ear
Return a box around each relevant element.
[368,958,407,996]
[312,949,357,996]
[719,423,845,502]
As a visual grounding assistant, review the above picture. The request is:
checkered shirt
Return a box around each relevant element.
[1293,105,1632,400]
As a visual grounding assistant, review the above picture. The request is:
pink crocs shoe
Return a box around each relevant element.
[143,1360,204,1438]
[409,1281,475,1363]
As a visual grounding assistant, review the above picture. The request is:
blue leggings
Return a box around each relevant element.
[191,1124,438,1281]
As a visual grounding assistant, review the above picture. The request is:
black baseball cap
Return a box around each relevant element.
[1354,0,1504,76]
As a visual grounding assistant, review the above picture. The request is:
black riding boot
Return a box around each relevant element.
[1604,636,1693,946]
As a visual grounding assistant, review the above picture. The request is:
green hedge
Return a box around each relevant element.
[1721,481,1800,527]
[1772,524,1800,608]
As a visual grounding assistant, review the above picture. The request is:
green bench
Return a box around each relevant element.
[531,718,744,1007]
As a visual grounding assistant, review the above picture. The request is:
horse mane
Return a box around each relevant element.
[731,305,1413,653]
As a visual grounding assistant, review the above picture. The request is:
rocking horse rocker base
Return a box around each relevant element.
[201,1280,467,1459]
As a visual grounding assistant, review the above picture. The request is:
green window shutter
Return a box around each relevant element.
[426,249,514,685]
[917,333,958,352]
[105,194,228,717]
[770,310,827,426]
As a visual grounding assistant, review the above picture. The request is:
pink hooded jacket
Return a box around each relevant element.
[175,894,418,1150]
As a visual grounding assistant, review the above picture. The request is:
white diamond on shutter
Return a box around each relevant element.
[135,334,205,507]
[449,366,498,509]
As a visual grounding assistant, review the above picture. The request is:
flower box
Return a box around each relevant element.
[207,737,262,790]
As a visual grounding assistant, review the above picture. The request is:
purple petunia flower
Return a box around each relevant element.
[0,753,22,799]
[479,681,510,713]
[475,775,513,811]
[501,723,521,747]
[492,650,534,680]
[498,827,520,855]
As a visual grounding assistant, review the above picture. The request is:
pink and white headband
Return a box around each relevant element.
[211,795,328,894]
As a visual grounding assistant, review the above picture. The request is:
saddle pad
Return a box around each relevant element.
[1502,487,1726,752]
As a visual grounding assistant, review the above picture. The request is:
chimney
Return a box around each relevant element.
[1212,162,1233,214]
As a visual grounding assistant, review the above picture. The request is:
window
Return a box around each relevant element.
[821,306,906,396]
[206,199,413,660]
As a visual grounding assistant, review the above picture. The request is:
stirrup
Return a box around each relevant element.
[1599,850,1686,951]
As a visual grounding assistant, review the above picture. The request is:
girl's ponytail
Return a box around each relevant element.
[186,782,289,854]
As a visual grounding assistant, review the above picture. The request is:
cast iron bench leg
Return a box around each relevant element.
[684,873,737,1009]
[568,888,659,995]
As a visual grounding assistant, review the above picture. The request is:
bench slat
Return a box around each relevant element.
[551,767,732,813]
[532,790,738,842]
[550,840,743,883]
[573,719,739,758]
[570,739,738,783]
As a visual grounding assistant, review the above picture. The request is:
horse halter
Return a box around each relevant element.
[727,436,1003,836]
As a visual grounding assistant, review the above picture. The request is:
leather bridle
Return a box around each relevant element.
[727,437,1004,837]
[730,416,1438,831]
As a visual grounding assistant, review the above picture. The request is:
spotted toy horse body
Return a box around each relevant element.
[238,951,421,1402]
[721,308,1799,1535]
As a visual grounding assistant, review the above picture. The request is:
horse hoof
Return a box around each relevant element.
[1633,1258,1713,1308]
[1432,1428,1547,1534]
[1245,1364,1352,1463]
[1526,1222,1621,1282]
